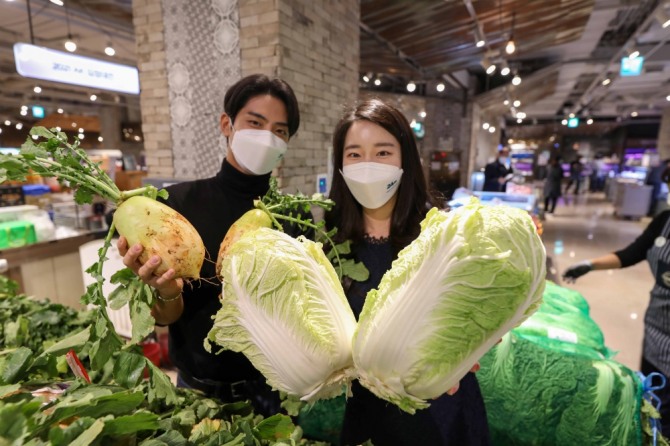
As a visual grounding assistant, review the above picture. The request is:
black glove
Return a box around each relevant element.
[562,261,593,283]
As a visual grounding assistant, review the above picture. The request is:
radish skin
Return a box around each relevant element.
[216,209,272,276]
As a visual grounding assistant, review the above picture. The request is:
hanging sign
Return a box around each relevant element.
[13,43,140,95]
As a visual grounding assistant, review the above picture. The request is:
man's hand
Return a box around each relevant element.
[118,236,183,300]
[563,261,593,283]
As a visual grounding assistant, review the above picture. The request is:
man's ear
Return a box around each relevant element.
[220,114,232,138]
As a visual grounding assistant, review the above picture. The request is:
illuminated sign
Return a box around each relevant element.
[567,117,579,128]
[620,56,644,77]
[13,43,140,95]
[31,105,45,119]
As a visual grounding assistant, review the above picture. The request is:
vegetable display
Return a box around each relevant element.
[206,228,358,403]
[352,202,546,413]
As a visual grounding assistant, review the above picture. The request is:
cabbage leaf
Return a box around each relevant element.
[353,201,546,413]
[205,228,358,402]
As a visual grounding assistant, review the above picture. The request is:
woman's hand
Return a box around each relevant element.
[446,362,481,395]
[118,236,183,300]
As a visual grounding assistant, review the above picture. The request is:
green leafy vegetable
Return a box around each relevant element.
[353,201,546,413]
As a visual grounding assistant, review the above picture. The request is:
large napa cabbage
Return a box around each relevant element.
[353,201,546,413]
[205,228,357,402]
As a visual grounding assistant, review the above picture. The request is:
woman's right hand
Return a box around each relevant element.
[117,236,183,300]
[562,261,593,283]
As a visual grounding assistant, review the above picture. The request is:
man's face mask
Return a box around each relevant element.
[341,162,403,210]
[230,128,287,175]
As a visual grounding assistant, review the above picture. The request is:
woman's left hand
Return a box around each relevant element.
[446,362,481,395]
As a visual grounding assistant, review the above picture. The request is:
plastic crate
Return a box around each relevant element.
[0,185,25,207]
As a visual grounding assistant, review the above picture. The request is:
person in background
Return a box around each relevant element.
[117,74,300,416]
[483,148,513,192]
[564,157,584,195]
[325,98,490,446]
[543,156,563,214]
[645,158,670,216]
[563,208,670,435]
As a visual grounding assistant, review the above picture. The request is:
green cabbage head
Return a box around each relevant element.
[205,228,357,402]
[353,200,546,413]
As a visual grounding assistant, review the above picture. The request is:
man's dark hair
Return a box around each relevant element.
[223,74,300,137]
[325,98,433,254]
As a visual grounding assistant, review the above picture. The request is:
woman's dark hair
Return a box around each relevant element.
[223,74,300,137]
[325,98,432,254]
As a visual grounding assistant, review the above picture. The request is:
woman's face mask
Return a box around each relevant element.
[230,128,288,175]
[341,162,403,209]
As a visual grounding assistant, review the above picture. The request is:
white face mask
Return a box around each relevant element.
[230,128,288,175]
[341,162,403,210]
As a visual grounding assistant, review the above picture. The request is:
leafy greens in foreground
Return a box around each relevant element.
[353,201,546,413]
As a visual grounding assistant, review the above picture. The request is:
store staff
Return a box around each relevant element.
[564,209,670,436]
[483,148,513,192]
[118,74,300,416]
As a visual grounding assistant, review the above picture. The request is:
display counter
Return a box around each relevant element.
[0,229,105,308]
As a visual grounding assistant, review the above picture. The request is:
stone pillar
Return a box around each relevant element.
[658,107,670,161]
[133,0,360,192]
[98,106,122,149]
[239,0,360,193]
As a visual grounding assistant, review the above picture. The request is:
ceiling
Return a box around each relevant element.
[0,0,669,137]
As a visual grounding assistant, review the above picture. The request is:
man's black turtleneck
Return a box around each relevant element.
[162,158,270,382]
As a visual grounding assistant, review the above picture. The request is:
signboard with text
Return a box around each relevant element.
[13,43,140,95]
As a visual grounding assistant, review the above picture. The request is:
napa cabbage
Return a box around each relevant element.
[352,201,546,413]
[204,228,357,402]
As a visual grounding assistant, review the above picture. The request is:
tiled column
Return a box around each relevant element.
[657,107,670,160]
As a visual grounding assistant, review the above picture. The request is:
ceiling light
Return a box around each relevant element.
[561,119,568,125]
[513,100,521,107]
[655,8,670,28]
[474,24,486,48]
[436,82,445,92]
[602,78,611,86]
[90,94,97,101]
[631,111,638,117]
[667,95,670,101]
[374,78,381,86]
[406,82,416,92]
[488,126,496,133]
[511,74,521,85]
[33,86,41,93]
[71,122,77,127]
[20,105,27,110]
[516,112,526,119]
[15,123,23,130]
[569,113,575,118]
[55,126,61,131]
[419,111,427,118]
[505,39,516,55]
[20,109,27,116]
[503,99,510,106]
[104,44,115,56]
[78,128,84,133]
[362,74,370,82]
[517,118,523,123]
[57,108,64,114]
[486,63,497,75]
[3,120,10,126]
[629,50,640,59]
[482,122,490,130]
[586,118,593,125]
[78,134,84,140]
[31,134,39,140]
[64,36,77,52]
[476,39,485,48]
[98,136,104,142]
[49,0,64,5]
[0,129,2,134]
[500,66,511,76]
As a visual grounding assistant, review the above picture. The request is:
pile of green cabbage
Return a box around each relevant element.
[477,282,659,446]
[206,200,547,413]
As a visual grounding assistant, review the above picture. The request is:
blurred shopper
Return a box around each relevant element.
[646,158,670,216]
[543,156,563,214]
[563,209,670,435]
[117,74,300,416]
[325,98,490,446]
[564,158,584,194]
[483,148,513,192]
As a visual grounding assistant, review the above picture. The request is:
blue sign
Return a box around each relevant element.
[620,56,644,76]
[31,105,45,119]
[567,117,579,128]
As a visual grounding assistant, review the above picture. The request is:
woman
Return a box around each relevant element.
[325,98,490,446]
[564,208,670,436]
[543,156,563,214]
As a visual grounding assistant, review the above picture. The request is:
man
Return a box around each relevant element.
[118,74,300,416]
[483,148,513,192]
[564,158,584,194]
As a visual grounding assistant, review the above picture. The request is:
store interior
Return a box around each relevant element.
[1,0,670,444]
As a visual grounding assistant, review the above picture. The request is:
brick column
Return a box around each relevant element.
[658,107,670,161]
